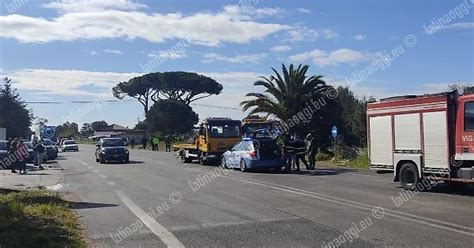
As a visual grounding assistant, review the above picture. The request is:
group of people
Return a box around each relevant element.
[5,137,45,175]
[128,136,173,152]
[282,133,318,172]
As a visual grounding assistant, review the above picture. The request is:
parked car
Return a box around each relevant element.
[221,137,283,172]
[62,140,79,152]
[24,142,36,163]
[43,139,58,160]
[0,140,8,169]
[95,138,129,164]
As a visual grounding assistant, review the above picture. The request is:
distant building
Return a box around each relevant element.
[89,124,147,142]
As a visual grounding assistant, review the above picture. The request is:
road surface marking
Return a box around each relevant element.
[115,190,184,248]
[222,174,474,237]
[46,183,63,191]
[107,181,116,186]
[99,174,108,179]
[92,170,99,173]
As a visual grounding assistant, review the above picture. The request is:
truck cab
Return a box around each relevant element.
[455,94,474,162]
[197,118,241,165]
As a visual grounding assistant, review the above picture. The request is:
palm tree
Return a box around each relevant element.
[240,64,329,125]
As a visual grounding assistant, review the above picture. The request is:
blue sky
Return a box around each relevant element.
[0,0,473,128]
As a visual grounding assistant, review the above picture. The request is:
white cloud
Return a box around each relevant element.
[104,49,123,54]
[296,8,311,14]
[432,22,474,33]
[202,53,267,64]
[270,45,292,53]
[147,50,187,60]
[43,0,148,13]
[90,51,97,55]
[354,34,366,41]
[222,4,283,21]
[8,69,141,96]
[0,8,289,46]
[320,29,340,39]
[289,48,373,67]
[285,25,339,42]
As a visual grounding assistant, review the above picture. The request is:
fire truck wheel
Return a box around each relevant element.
[400,163,420,190]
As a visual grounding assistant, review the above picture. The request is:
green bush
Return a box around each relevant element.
[316,150,333,161]
[346,148,369,169]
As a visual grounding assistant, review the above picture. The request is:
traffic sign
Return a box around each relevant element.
[331,126,338,138]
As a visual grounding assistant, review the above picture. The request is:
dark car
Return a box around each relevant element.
[0,140,8,169]
[24,142,36,163]
[95,138,129,164]
[43,139,58,160]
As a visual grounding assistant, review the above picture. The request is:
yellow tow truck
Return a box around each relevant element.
[175,117,241,165]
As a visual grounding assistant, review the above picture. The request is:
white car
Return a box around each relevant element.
[62,140,79,152]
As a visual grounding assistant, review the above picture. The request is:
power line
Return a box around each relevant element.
[24,100,241,110]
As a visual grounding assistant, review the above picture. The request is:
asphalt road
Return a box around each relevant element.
[55,145,474,248]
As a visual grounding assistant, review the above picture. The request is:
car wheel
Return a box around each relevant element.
[221,157,228,169]
[181,152,191,163]
[240,159,248,172]
[95,156,99,162]
[99,156,105,164]
[199,153,207,166]
[125,156,129,163]
[400,163,420,191]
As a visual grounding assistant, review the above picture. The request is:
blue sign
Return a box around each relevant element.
[331,126,338,138]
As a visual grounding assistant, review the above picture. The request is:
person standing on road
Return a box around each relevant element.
[9,139,19,173]
[293,135,309,171]
[165,135,172,152]
[6,138,12,154]
[153,136,160,151]
[35,139,45,170]
[17,140,28,174]
[282,135,295,172]
[141,137,148,150]
[130,138,135,149]
[305,133,318,170]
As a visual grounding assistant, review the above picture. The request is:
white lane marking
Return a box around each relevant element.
[221,174,474,237]
[115,190,184,248]
[99,174,108,179]
[46,183,63,191]
[92,170,99,173]
[107,181,116,186]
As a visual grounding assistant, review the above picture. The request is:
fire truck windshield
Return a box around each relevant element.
[465,102,474,131]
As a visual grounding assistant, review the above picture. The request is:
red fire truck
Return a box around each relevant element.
[367,91,474,190]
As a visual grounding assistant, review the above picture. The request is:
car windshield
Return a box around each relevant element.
[242,123,273,136]
[102,139,125,147]
[208,123,240,138]
[64,141,76,145]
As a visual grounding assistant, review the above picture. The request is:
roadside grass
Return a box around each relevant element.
[343,148,369,169]
[0,189,86,248]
